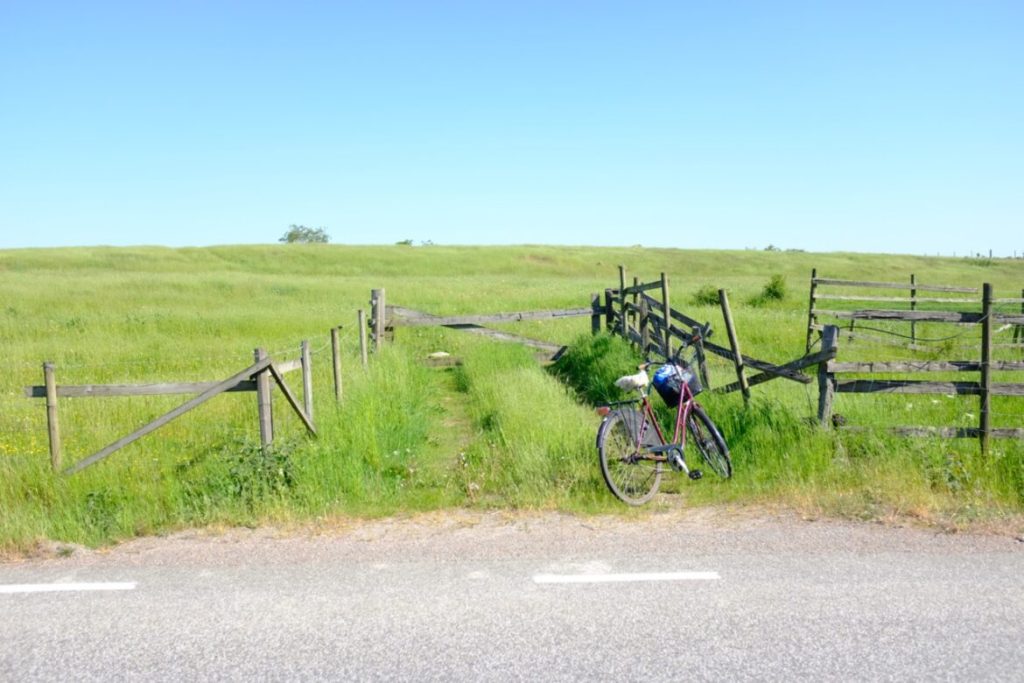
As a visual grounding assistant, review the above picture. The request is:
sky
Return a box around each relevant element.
[1,1,1021,255]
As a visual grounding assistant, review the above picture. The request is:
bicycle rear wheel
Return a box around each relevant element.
[686,404,731,479]
[597,409,663,505]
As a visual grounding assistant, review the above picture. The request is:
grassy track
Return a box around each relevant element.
[1,245,1022,550]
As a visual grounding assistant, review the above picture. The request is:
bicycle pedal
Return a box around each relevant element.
[688,469,703,480]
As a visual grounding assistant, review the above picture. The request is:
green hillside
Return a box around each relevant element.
[2,245,1022,550]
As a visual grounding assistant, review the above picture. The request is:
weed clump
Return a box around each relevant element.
[749,274,787,306]
[691,285,721,307]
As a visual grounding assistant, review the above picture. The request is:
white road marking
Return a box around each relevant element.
[533,571,720,584]
[0,582,137,594]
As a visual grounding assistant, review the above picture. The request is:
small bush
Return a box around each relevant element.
[749,274,786,306]
[691,285,721,307]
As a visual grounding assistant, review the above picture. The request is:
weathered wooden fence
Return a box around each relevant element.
[367,287,597,362]
[24,331,347,475]
[602,268,835,403]
[811,281,1024,449]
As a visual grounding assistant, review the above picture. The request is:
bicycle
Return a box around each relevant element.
[595,326,731,505]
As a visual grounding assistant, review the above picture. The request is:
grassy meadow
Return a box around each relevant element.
[1,244,1023,551]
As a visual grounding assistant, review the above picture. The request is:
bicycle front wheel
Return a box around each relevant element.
[686,404,732,479]
[597,409,663,505]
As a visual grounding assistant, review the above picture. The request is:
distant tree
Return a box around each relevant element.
[395,239,414,246]
[279,225,330,243]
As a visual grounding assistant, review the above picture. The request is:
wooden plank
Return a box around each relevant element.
[994,314,1024,325]
[715,345,835,394]
[390,305,564,354]
[702,341,813,384]
[835,379,981,395]
[660,273,671,357]
[829,359,1024,373]
[993,298,1024,304]
[815,309,984,324]
[813,278,978,293]
[43,362,61,472]
[622,280,664,295]
[25,380,258,398]
[268,363,317,436]
[64,357,273,475]
[390,307,594,327]
[813,294,978,304]
[590,293,602,335]
[275,358,303,374]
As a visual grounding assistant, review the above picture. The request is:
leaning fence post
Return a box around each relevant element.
[331,326,344,402]
[980,283,993,453]
[719,289,749,405]
[358,310,369,367]
[301,340,313,423]
[43,362,62,472]
[817,325,839,426]
[254,348,274,450]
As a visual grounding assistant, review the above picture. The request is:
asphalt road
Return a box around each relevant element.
[2,509,1022,681]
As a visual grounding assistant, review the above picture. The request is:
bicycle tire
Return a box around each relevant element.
[686,404,732,479]
[597,408,663,505]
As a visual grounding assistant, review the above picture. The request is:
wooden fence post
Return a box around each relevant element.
[639,296,650,356]
[371,289,386,352]
[358,310,369,367]
[604,289,613,333]
[632,276,640,338]
[817,326,839,426]
[910,273,917,345]
[660,273,671,357]
[980,283,992,453]
[301,340,313,423]
[1014,288,1024,352]
[719,289,749,405]
[331,326,344,402]
[618,265,628,339]
[43,362,61,472]
[254,348,274,450]
[806,268,818,353]
[590,293,602,335]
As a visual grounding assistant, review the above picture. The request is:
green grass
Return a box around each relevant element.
[1,244,1023,551]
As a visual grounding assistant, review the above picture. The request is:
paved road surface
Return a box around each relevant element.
[2,508,1022,681]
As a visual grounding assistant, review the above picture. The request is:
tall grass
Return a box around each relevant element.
[1,244,1022,551]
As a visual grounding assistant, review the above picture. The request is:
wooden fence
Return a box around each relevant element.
[602,268,835,403]
[811,281,1024,449]
[369,287,596,361]
[24,331,347,475]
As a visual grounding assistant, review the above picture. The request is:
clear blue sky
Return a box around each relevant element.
[1,1,1021,255]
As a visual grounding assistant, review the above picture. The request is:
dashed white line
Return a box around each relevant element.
[0,582,137,594]
[533,571,720,584]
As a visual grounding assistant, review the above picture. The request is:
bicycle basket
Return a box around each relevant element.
[652,363,702,406]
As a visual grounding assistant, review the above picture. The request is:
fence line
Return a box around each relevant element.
[23,328,347,475]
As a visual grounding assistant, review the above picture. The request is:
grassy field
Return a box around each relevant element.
[1,244,1023,551]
